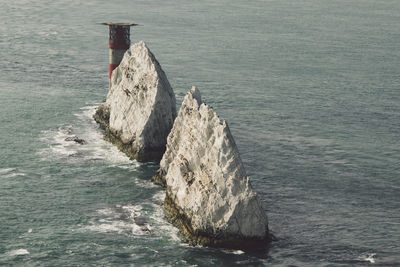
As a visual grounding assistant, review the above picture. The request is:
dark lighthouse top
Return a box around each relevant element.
[102,22,139,50]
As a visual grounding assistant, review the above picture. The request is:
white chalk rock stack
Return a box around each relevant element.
[154,87,270,248]
[94,41,177,162]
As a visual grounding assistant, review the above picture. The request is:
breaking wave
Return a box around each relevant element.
[0,168,26,179]
[82,191,180,243]
[6,249,30,256]
[37,104,135,166]
[358,253,376,264]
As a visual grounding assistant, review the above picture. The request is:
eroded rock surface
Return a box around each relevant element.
[94,41,176,162]
[154,87,270,248]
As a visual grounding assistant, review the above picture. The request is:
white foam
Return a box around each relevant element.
[148,200,181,242]
[37,105,136,166]
[0,168,26,178]
[8,249,30,256]
[359,253,376,263]
[84,204,152,237]
[85,221,146,235]
[97,208,114,216]
[134,178,158,189]
[38,31,58,36]
[232,250,245,255]
[83,198,182,244]
[38,126,79,158]
[152,191,166,203]
[0,168,15,174]
[221,249,245,255]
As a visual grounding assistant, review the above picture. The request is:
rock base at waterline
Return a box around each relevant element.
[164,192,271,249]
[93,104,166,162]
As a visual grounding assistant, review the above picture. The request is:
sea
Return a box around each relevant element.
[0,0,399,266]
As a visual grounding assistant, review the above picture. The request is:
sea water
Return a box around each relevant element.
[0,0,399,265]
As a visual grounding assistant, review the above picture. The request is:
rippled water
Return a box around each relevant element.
[1,0,399,266]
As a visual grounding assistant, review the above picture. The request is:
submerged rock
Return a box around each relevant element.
[153,87,270,248]
[65,136,86,145]
[94,41,177,162]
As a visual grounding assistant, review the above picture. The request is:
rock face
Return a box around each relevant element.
[153,87,270,248]
[94,41,177,162]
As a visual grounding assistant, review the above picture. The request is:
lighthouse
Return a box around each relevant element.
[102,22,139,87]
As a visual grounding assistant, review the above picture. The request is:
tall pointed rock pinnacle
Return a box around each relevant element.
[154,87,271,248]
[94,41,177,162]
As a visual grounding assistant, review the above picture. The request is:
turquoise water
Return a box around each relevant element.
[1,0,399,265]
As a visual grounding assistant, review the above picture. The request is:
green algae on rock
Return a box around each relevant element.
[152,169,167,187]
[164,190,272,249]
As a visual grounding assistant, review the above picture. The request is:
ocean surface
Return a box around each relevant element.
[1,0,399,266]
